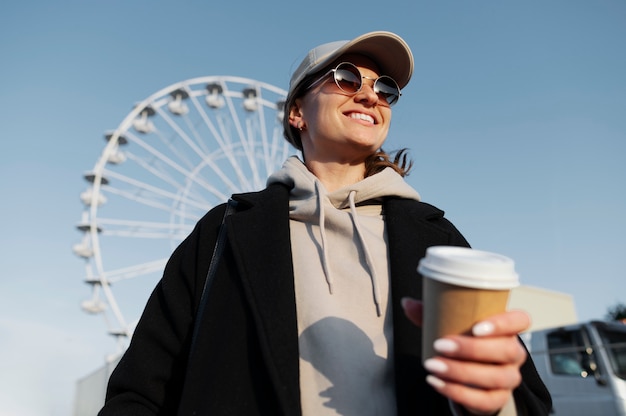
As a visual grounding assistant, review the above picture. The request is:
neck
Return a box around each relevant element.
[304,160,366,193]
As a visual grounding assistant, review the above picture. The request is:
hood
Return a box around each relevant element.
[268,156,420,211]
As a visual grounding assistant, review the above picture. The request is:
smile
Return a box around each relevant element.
[349,112,376,125]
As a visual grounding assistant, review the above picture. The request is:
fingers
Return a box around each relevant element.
[421,309,531,415]
[401,297,423,327]
[424,357,523,390]
[425,373,514,415]
[434,333,528,365]
[424,343,525,415]
[471,309,531,337]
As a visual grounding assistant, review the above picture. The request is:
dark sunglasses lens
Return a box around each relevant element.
[374,76,400,106]
[334,64,361,93]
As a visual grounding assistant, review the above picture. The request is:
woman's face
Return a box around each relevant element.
[290,55,392,164]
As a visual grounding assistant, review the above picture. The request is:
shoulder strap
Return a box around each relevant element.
[189,198,238,353]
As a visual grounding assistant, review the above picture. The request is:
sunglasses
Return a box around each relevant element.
[307,62,402,106]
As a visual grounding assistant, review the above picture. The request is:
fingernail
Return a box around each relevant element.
[424,358,448,374]
[472,321,495,336]
[426,374,446,389]
[433,338,458,353]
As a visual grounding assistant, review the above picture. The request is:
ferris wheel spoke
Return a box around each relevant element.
[214,117,254,190]
[151,128,196,171]
[223,93,261,189]
[180,108,212,157]
[258,95,291,170]
[123,150,185,190]
[154,106,208,166]
[102,184,211,220]
[255,99,275,179]
[188,93,257,192]
[122,134,235,201]
[188,89,234,158]
[102,169,226,211]
[101,258,169,284]
[97,217,193,239]
[272,127,291,175]
[192,153,241,195]
[244,118,262,187]
[188,92,225,154]
[96,279,129,334]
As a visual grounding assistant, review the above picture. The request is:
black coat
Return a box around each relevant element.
[100,183,552,415]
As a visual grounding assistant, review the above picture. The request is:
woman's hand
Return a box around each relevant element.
[402,297,530,415]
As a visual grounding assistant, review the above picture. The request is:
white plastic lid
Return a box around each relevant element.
[418,246,519,289]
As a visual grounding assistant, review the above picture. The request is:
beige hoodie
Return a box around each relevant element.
[267,156,421,416]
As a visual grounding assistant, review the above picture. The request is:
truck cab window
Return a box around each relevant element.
[547,329,593,377]
[597,324,626,380]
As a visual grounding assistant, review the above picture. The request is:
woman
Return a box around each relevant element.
[100,31,551,415]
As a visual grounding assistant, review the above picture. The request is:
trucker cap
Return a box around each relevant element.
[288,31,414,98]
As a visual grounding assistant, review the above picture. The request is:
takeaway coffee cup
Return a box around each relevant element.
[418,246,520,362]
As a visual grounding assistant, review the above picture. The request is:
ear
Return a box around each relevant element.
[288,98,304,129]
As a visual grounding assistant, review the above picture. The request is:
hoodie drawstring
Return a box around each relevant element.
[348,190,383,317]
[316,181,334,294]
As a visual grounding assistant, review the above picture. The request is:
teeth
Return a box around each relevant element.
[350,113,375,124]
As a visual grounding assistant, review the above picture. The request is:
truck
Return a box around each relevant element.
[522,320,626,415]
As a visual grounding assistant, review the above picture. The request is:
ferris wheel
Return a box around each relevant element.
[73,76,293,353]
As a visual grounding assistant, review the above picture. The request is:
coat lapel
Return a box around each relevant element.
[228,184,301,415]
[385,198,469,414]
[385,198,426,396]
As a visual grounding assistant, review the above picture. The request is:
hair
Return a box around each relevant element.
[282,62,413,178]
[364,148,413,177]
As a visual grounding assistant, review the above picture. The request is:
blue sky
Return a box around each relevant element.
[1,1,625,414]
